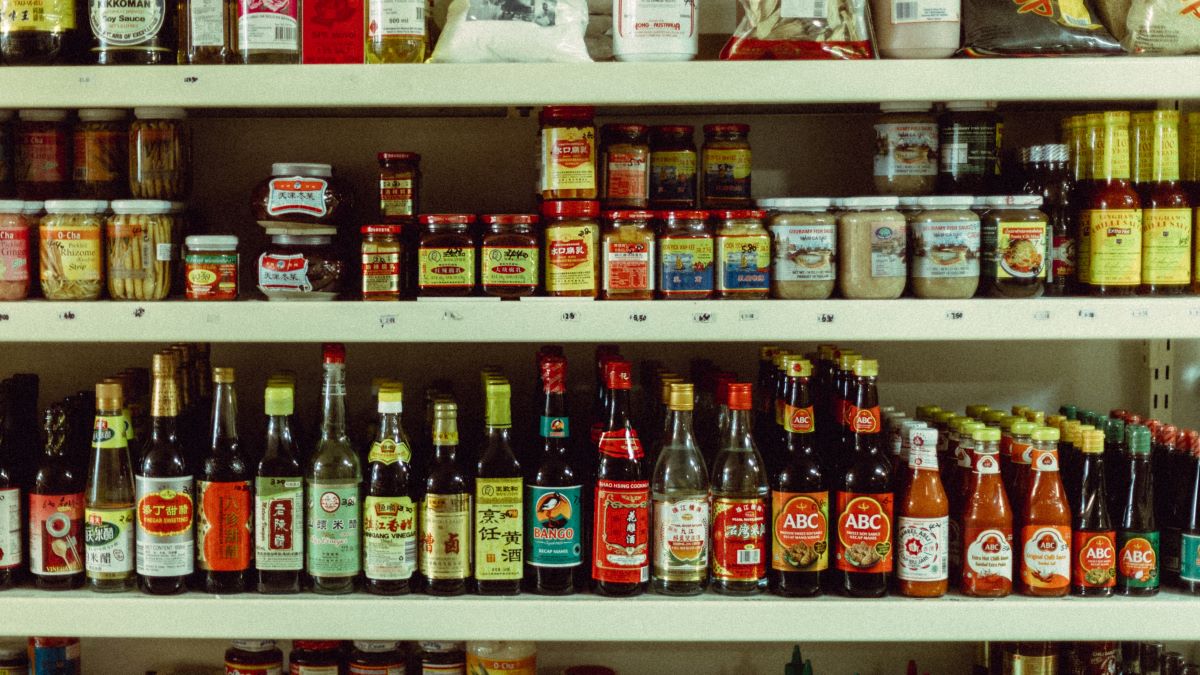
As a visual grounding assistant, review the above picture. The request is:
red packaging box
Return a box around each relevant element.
[302,0,366,63]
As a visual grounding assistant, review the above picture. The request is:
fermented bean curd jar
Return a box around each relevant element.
[290,641,343,673]
[908,195,980,299]
[700,124,751,209]
[251,163,349,228]
[40,199,107,301]
[16,109,70,200]
[981,195,1047,298]
[361,224,402,301]
[377,151,421,223]
[543,200,600,297]
[539,106,597,201]
[657,209,713,299]
[0,200,29,300]
[714,209,769,299]
[73,109,128,200]
[837,196,907,299]
[418,214,476,297]
[480,214,538,298]
[759,198,836,300]
[349,641,406,674]
[258,233,345,300]
[600,124,650,209]
[129,108,191,201]
[106,199,177,301]
[602,210,655,300]
[874,103,938,197]
[649,125,697,210]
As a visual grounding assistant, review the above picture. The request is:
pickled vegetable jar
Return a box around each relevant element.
[106,199,177,301]
[40,200,108,301]
[130,108,191,201]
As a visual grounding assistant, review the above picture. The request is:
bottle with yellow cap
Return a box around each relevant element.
[830,352,861,471]
[85,380,135,592]
[1081,111,1143,297]
[256,381,303,594]
[421,399,471,596]
[475,377,523,596]
[364,381,417,596]
[1072,429,1115,597]
[651,382,710,596]
[1131,110,1192,296]
[1020,426,1071,597]
[198,367,252,595]
[710,382,768,595]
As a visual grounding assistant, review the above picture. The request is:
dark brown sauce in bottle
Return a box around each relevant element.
[31,405,84,590]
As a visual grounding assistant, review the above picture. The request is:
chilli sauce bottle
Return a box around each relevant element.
[30,405,84,590]
[835,359,893,598]
[591,359,650,597]
[306,343,362,595]
[85,381,136,592]
[256,382,304,594]
[1119,425,1159,596]
[1180,433,1200,594]
[525,355,583,595]
[135,353,194,595]
[651,382,709,596]
[1081,111,1143,296]
[197,367,252,594]
[1020,427,1071,597]
[363,382,418,595]
[960,427,1013,597]
[475,379,523,596]
[896,426,949,597]
[770,357,827,598]
[1071,429,1116,596]
[421,400,471,596]
[1133,111,1192,295]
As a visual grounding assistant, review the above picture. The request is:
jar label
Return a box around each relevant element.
[911,218,980,279]
[1085,209,1142,286]
[0,224,29,283]
[650,150,697,204]
[615,0,695,42]
[835,492,893,573]
[30,640,80,675]
[30,491,83,576]
[1118,530,1160,589]
[362,241,402,298]
[291,667,339,675]
[481,245,538,289]
[659,235,713,295]
[1141,208,1191,285]
[474,477,523,581]
[1020,524,1071,591]
[869,224,906,279]
[19,129,68,185]
[85,506,134,577]
[368,0,424,38]
[238,0,299,51]
[1,0,76,30]
[41,225,101,282]
[897,515,949,582]
[771,491,829,573]
[939,124,995,178]
[227,662,282,674]
[421,663,465,674]
[465,655,534,675]
[380,177,414,217]
[711,497,766,581]
[189,0,226,46]
[266,178,329,218]
[363,495,417,581]
[186,252,239,300]
[73,129,125,183]
[592,479,650,584]
[963,526,1013,585]
[541,127,596,193]
[873,123,938,178]
[716,233,769,292]
[989,220,1047,281]
[419,247,475,289]
[348,665,404,675]
[603,239,654,292]
[107,221,156,281]
[134,476,194,577]
[306,482,361,577]
[1051,233,1076,282]
[770,223,835,282]
[197,480,252,572]
[90,0,168,46]
[604,149,649,201]
[545,224,598,293]
[255,476,303,571]
[1180,532,1200,582]
[1072,530,1116,589]
[526,484,582,568]
[258,252,312,293]
[0,489,19,571]
[652,496,709,582]
[890,0,958,23]
[703,148,751,201]
[420,492,470,580]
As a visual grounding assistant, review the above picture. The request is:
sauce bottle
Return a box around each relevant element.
[85,380,135,592]
[255,382,303,594]
[835,359,893,598]
[710,382,768,595]
[1105,416,1128,520]
[1081,111,1143,296]
[1133,111,1192,295]
[421,400,471,596]
[475,379,523,596]
[1071,430,1116,597]
[363,382,418,595]
[1180,432,1200,594]
[651,382,710,596]
[1156,425,1182,588]
[770,357,827,598]
[1020,427,1071,597]
[198,367,252,594]
[30,405,84,590]
[897,426,949,597]
[1119,425,1159,596]
[961,427,1013,598]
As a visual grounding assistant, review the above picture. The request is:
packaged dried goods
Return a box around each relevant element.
[361,224,402,301]
[701,124,752,209]
[720,0,874,59]
[129,108,191,201]
[837,196,907,300]
[760,197,836,300]
[257,233,345,300]
[612,0,697,61]
[365,0,428,62]
[649,125,697,210]
[40,200,108,301]
[658,209,713,299]
[870,0,960,58]
[907,195,980,299]
[874,103,938,197]
[0,0,76,64]
[184,234,239,300]
[543,200,600,297]
[106,200,178,301]
[1124,0,1200,54]
[714,209,769,299]
[74,109,128,200]
[429,0,591,62]
[961,0,1121,55]
[418,214,476,297]
[480,214,538,298]
[234,0,300,63]
[540,107,597,201]
[91,0,177,64]
[301,0,364,62]
[600,124,649,210]
[0,200,30,300]
[602,210,655,300]
[16,109,70,200]
[251,163,350,230]
[981,195,1047,298]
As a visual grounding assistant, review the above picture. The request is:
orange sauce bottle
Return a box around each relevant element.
[961,427,1013,597]
[1020,427,1071,597]
[897,426,949,597]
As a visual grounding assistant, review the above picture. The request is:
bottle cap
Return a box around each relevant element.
[1106,417,1126,441]
[151,352,175,376]
[773,350,790,371]
[1081,430,1105,454]
[964,404,990,419]
[542,200,600,218]
[971,427,1001,443]
[378,382,403,414]
[1127,424,1152,454]
[433,401,457,418]
[95,381,123,409]
[915,405,942,421]
[1024,410,1045,425]
[605,360,633,390]
[1046,414,1066,429]
[853,359,878,377]
[727,383,753,411]
[1011,421,1036,436]
[1059,404,1078,419]
[668,383,694,411]
[760,344,779,360]
[658,376,682,405]
[232,640,276,652]
[1032,427,1061,442]
[212,367,235,384]
[293,641,342,651]
[1157,424,1179,447]
[786,357,812,378]
[264,384,294,416]
[322,342,346,364]
[838,353,861,371]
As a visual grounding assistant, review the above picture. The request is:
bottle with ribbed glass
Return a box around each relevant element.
[85,381,135,592]
[256,381,303,594]
[651,382,710,596]
[421,400,471,596]
[363,382,418,595]
[475,378,523,595]
[198,367,252,594]
[710,382,769,595]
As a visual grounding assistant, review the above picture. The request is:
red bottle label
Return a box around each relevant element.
[137,487,194,536]
[771,491,829,572]
[597,429,643,459]
[962,525,1013,591]
[1072,530,1116,589]
[835,492,893,573]
[198,480,252,572]
[592,479,650,584]
[847,406,881,434]
[29,492,84,576]
[711,497,766,581]
[783,404,814,434]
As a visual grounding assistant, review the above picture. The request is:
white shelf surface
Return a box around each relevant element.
[3,589,1200,641]
[1,60,1198,109]
[0,297,1193,342]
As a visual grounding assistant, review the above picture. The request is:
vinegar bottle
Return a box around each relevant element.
[420,400,471,596]
[1118,425,1159,596]
[363,382,418,595]
[651,382,710,596]
[960,427,1012,597]
[1071,430,1115,597]
[198,367,252,594]
[709,383,768,595]
[255,382,303,594]
[85,381,135,593]
[1020,427,1071,597]
[896,426,949,597]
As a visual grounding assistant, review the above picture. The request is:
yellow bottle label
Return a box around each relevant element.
[1077,221,1091,285]
[1092,115,1131,181]
[368,439,411,465]
[541,127,596,193]
[92,415,128,449]
[1142,208,1192,285]
[466,654,536,675]
[1086,209,1142,286]
[1134,118,1181,184]
[0,0,76,31]
[41,225,101,282]
[419,493,470,580]
[544,223,598,292]
[418,247,475,289]
[474,477,523,581]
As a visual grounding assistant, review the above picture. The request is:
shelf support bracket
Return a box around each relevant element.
[1143,339,1174,424]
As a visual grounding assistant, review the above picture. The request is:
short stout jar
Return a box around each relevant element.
[713,209,769,299]
[289,641,343,673]
[15,109,70,200]
[908,195,980,299]
[600,124,650,209]
[480,214,539,298]
[981,195,1048,298]
[349,641,406,675]
[540,107,597,201]
[73,109,128,200]
[0,200,30,300]
[601,210,655,300]
[837,196,907,299]
[361,224,403,301]
[225,640,283,674]
[700,124,752,209]
[760,197,836,300]
[378,151,421,223]
[874,102,939,197]
[649,125,697,210]
[542,200,600,298]
[184,234,239,301]
[418,214,476,297]
[657,209,713,299]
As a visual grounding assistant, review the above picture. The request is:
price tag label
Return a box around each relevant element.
[1188,308,1200,318]
[1078,309,1096,320]
[739,311,757,322]
[0,314,10,322]
[58,311,76,321]
[818,313,835,324]
[379,314,397,328]
[944,311,964,321]
[1131,308,1149,319]
[692,312,714,324]
[442,311,464,322]
[628,313,648,323]
[184,76,199,84]
[561,311,579,323]
[1033,310,1051,321]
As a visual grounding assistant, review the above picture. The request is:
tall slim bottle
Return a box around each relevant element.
[525,356,584,595]
[710,382,768,596]
[256,383,303,594]
[420,401,471,596]
[475,379,523,596]
[306,343,362,595]
[1119,425,1159,596]
[1071,430,1115,597]
[651,382,710,596]
[197,368,252,594]
[897,426,949,597]
[0,382,23,591]
[364,382,418,595]
[85,381,135,592]
[135,353,194,595]
[30,405,84,590]
[1180,433,1200,594]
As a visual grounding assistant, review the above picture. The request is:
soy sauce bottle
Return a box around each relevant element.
[1118,425,1159,596]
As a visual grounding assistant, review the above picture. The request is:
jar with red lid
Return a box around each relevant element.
[600,124,649,210]
[418,214,476,297]
[701,124,752,209]
[602,210,655,300]
[539,106,597,201]
[542,200,600,298]
[714,209,769,299]
[361,224,402,301]
[226,640,283,675]
[348,641,406,675]
[289,641,343,675]
[16,109,70,200]
[649,125,697,210]
[481,214,538,299]
[658,209,713,299]
[377,151,420,223]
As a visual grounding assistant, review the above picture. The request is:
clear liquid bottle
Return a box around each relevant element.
[651,382,710,596]
[85,381,135,592]
[198,367,252,594]
[256,382,303,594]
[475,378,523,596]
[710,382,768,595]
[364,382,418,595]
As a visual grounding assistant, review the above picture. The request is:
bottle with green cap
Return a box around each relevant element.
[364,381,417,596]
[1118,424,1159,595]
[475,377,523,595]
[1071,429,1115,597]
[1060,404,1079,421]
[256,382,303,594]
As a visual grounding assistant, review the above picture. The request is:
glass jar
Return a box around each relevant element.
[874,102,938,197]
[40,199,107,301]
[542,199,600,298]
[257,232,345,300]
[760,197,836,300]
[601,209,655,300]
[418,214,476,297]
[91,0,177,64]
[649,125,697,210]
[349,641,406,674]
[870,0,959,58]
[378,151,420,223]
[981,195,1048,298]
[0,200,30,300]
[539,106,596,201]
[0,111,11,198]
[225,640,282,673]
[290,641,344,673]
[233,0,300,63]
[700,124,751,209]
[0,0,75,64]
[480,213,538,299]
[939,101,1001,196]
[600,124,649,210]
[129,108,191,201]
[657,209,712,299]
[837,196,907,299]
[362,224,402,301]
[908,195,980,299]
[251,163,349,227]
[365,0,427,63]
[180,0,230,64]
[184,234,238,300]
[714,209,769,299]
[106,199,177,301]
[419,642,465,673]
[16,109,69,200]
[466,642,536,675]
[73,109,128,200]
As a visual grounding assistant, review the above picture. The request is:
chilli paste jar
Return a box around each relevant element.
[418,214,476,297]
[837,196,907,299]
[981,195,1048,298]
[539,106,597,201]
[225,640,283,673]
[714,209,769,299]
[658,209,713,299]
[184,234,238,300]
[15,109,70,200]
[480,214,538,299]
[874,102,938,197]
[602,210,655,300]
[257,231,345,300]
[251,162,349,228]
[543,200,600,298]
[760,197,836,300]
[700,124,751,209]
[600,124,650,209]
[908,195,980,299]
[649,125,697,210]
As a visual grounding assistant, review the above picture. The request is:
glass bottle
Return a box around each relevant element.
[179,0,230,64]
[1081,111,1143,296]
[1021,427,1071,597]
[897,425,949,597]
[1119,425,1159,596]
[90,0,177,64]
[365,0,427,63]
[255,382,303,594]
[1038,144,1077,296]
[1106,417,1129,525]
[480,214,539,299]
[85,381,135,592]
[417,214,476,297]
[0,389,16,587]
[306,343,361,595]
[1132,111,1192,295]
[135,353,194,595]
[0,0,76,64]
[960,427,1012,597]
[651,382,709,596]
[1181,431,1200,594]
[542,200,601,298]
[709,382,767,595]
[196,367,251,594]
[363,382,418,595]
[420,400,471,596]
[233,0,299,63]
[475,379,523,596]
[31,405,84,590]
[1071,430,1115,596]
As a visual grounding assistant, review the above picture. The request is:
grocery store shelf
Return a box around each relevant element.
[0,297,1192,343]
[0,60,1197,109]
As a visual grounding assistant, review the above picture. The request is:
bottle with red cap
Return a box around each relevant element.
[710,382,769,595]
[591,359,650,596]
[543,200,601,298]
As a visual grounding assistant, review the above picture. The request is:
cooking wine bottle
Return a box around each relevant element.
[31,405,84,590]
[651,382,709,596]
[197,367,252,594]
[475,378,523,596]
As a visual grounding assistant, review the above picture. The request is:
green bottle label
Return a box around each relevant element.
[1118,530,1160,589]
[526,484,582,568]
[474,477,523,581]
[539,415,569,439]
[306,482,360,577]
[255,476,303,572]
[1181,533,1200,583]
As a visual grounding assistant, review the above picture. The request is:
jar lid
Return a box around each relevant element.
[704,123,750,135]
[19,109,68,122]
[294,641,342,651]
[879,101,933,113]
[22,201,43,214]
[713,209,764,220]
[419,642,465,652]
[542,200,599,218]
[272,163,332,178]
[481,214,538,225]
[231,640,276,652]
[985,195,1043,208]
[839,196,900,209]
[0,200,25,213]
[378,151,421,163]
[270,234,333,245]
[651,124,694,136]
[186,234,238,249]
[944,101,997,111]
[915,196,976,209]
[660,210,708,220]
[78,108,127,122]
[353,641,400,652]
[44,199,108,214]
[134,107,187,120]
[606,210,656,221]
[539,105,594,123]
[110,199,173,215]
[362,224,403,235]
[602,123,648,135]
[419,214,476,225]
[757,197,832,211]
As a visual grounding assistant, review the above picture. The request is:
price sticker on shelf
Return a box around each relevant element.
[442,311,464,322]
[378,314,397,328]
[184,76,199,84]
[1188,308,1200,318]
[1078,309,1096,320]
[628,313,648,323]
[818,313,835,324]
[58,311,76,321]
[692,312,714,324]
[1033,310,1051,321]
[1130,308,1149,320]
[739,311,757,322]
[0,314,9,322]
[561,311,580,323]
[944,311,964,321]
